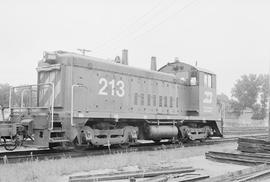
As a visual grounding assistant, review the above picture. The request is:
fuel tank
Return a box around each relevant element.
[146,125,178,140]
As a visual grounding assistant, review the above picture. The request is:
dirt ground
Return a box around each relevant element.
[0,140,251,182]
[63,141,248,182]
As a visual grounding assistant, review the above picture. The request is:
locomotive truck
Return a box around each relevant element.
[0,50,222,150]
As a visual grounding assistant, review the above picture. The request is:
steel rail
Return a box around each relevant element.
[1,135,265,164]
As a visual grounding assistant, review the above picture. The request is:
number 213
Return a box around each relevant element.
[98,78,125,97]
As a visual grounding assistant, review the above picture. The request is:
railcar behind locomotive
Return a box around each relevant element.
[0,50,222,150]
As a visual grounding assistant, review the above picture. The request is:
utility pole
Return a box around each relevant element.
[268,61,270,140]
[221,102,225,136]
[77,49,91,55]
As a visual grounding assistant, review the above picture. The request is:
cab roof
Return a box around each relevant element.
[158,60,215,75]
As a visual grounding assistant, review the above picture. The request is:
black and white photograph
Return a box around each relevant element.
[0,0,270,181]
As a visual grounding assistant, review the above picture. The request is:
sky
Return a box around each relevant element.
[0,0,269,97]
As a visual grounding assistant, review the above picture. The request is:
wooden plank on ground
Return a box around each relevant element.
[237,137,270,153]
[237,169,270,182]
[201,164,270,182]
[69,168,195,182]
[176,174,209,182]
[205,151,270,165]
[69,167,192,181]
[141,175,168,182]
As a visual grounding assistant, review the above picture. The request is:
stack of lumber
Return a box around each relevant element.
[205,151,270,165]
[237,137,270,153]
[201,164,270,182]
[69,167,209,182]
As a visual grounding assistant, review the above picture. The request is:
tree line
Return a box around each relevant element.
[218,74,269,120]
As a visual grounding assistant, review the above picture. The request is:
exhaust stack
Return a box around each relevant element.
[122,49,128,65]
[151,56,157,71]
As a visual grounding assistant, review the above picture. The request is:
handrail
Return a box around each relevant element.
[0,106,4,121]
[20,89,28,110]
[47,82,54,131]
[9,82,55,130]
[10,83,53,109]
[9,87,12,109]
[71,84,88,127]
[9,83,52,89]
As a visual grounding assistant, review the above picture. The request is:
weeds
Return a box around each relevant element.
[0,142,235,182]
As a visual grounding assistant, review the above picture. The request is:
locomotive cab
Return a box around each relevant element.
[185,67,218,118]
[158,60,222,140]
[158,60,218,118]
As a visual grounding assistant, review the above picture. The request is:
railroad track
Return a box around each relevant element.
[1,134,267,164]
[222,127,268,135]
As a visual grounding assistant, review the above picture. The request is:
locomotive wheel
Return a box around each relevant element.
[0,137,5,145]
[3,136,18,151]
[176,140,183,146]
[203,126,212,138]
[178,125,190,143]
[199,138,206,142]
[180,136,190,143]
[118,142,130,149]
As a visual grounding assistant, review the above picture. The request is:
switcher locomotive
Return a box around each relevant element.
[0,50,222,150]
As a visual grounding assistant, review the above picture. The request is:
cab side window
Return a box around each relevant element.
[190,77,197,86]
[204,73,212,88]
[190,71,197,86]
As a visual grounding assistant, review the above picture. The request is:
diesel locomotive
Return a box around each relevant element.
[0,50,222,150]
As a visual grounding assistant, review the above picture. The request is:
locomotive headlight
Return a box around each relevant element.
[43,51,57,64]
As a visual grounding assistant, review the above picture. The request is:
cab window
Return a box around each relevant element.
[204,73,212,88]
[190,77,197,86]
[190,71,197,86]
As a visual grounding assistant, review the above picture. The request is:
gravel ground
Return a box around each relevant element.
[0,140,249,182]
[64,141,247,182]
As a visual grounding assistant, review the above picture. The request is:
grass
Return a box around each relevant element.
[0,142,236,182]
[0,150,171,182]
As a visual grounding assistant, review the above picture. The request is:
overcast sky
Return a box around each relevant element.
[0,0,269,96]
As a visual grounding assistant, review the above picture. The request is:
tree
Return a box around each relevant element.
[231,74,269,119]
[0,83,11,107]
[252,74,269,119]
[217,93,230,113]
[231,74,262,111]
[217,93,229,105]
[229,99,243,116]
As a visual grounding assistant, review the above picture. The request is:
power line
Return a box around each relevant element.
[93,0,178,53]
[92,0,165,52]
[132,0,199,41]
[97,0,199,54]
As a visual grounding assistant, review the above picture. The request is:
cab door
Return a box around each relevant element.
[199,72,217,116]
